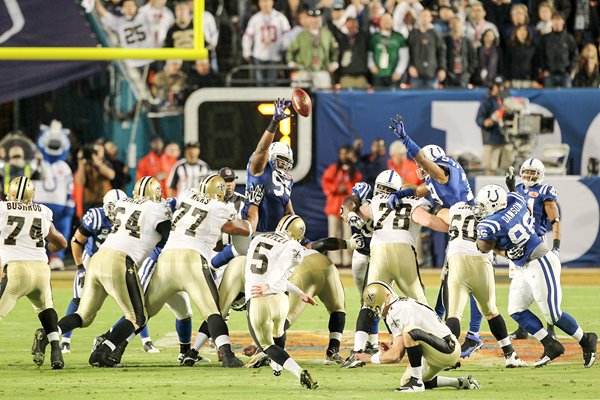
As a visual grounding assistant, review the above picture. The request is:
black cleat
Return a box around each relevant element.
[395,376,425,392]
[32,328,49,367]
[582,332,597,368]
[341,351,365,368]
[221,352,244,368]
[50,341,64,370]
[109,340,129,366]
[300,370,318,389]
[534,339,565,367]
[89,344,118,368]
[364,342,379,355]
[547,324,557,340]
[509,326,529,340]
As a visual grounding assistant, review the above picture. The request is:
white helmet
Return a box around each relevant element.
[520,158,545,187]
[417,145,446,180]
[374,169,403,196]
[103,189,127,221]
[269,142,293,173]
[474,184,508,219]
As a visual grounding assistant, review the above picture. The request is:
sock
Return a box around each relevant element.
[193,322,210,351]
[274,335,286,350]
[38,308,59,337]
[126,333,135,343]
[435,376,460,388]
[61,300,79,339]
[176,317,192,349]
[370,315,380,340]
[434,281,446,320]
[107,319,136,349]
[57,313,82,335]
[140,325,151,343]
[61,337,71,344]
[406,346,423,379]
[282,358,303,378]
[47,331,60,343]
[555,312,582,339]
[511,310,544,335]
[211,244,236,268]
[446,317,461,338]
[112,316,126,331]
[354,308,374,351]
[540,334,557,347]
[328,311,345,355]
[353,331,369,352]
[534,328,550,341]
[468,294,482,333]
[488,314,514,356]
[578,332,590,347]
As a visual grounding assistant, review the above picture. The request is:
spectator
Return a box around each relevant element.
[165,1,193,49]
[465,1,499,49]
[330,0,348,32]
[242,0,291,85]
[329,16,370,89]
[320,145,362,267]
[287,8,339,89]
[573,43,600,87]
[345,0,371,30]
[392,0,423,37]
[387,140,421,185]
[444,16,477,88]
[476,79,511,175]
[473,28,501,87]
[535,1,553,36]
[572,0,600,46]
[204,10,220,72]
[539,12,578,88]
[280,9,309,52]
[104,140,130,190]
[104,0,124,15]
[75,141,115,210]
[501,4,535,44]
[354,138,387,186]
[138,0,175,48]
[528,0,571,25]
[368,12,409,88]
[136,136,172,196]
[433,5,455,36]
[276,0,303,28]
[166,141,210,197]
[0,145,44,199]
[408,9,446,89]
[481,0,511,32]
[504,24,536,88]
[186,59,223,93]
[368,0,386,33]
[152,59,188,109]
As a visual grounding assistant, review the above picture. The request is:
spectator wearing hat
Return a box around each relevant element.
[219,167,246,217]
[166,141,210,197]
[387,140,421,186]
[136,136,172,196]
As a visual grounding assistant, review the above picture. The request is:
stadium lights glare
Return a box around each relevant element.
[0,1,206,61]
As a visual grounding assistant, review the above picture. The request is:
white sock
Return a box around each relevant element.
[368,334,379,346]
[498,337,511,347]
[47,332,60,343]
[193,332,209,351]
[411,366,423,380]
[104,340,116,351]
[572,327,584,342]
[139,335,149,344]
[283,358,303,378]
[436,376,459,388]
[214,334,230,349]
[533,328,548,341]
[330,332,343,341]
[126,333,135,343]
[353,331,369,352]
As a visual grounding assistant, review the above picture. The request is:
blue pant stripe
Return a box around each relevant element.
[539,257,556,323]
[544,256,561,319]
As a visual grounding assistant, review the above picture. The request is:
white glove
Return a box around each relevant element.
[347,212,365,229]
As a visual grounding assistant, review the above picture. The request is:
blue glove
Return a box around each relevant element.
[386,188,415,209]
[387,115,421,159]
[273,98,292,122]
[149,246,162,264]
[352,182,372,202]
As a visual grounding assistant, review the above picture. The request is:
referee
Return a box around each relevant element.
[166,142,210,197]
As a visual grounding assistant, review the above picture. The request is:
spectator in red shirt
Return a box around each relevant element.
[136,136,172,196]
[321,145,363,267]
[387,140,422,186]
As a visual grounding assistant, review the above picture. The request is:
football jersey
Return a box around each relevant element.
[244,232,304,298]
[476,192,543,267]
[138,4,175,47]
[386,297,451,339]
[0,201,52,263]
[515,183,557,236]
[102,197,172,265]
[162,189,238,261]
[351,219,373,256]
[242,10,291,61]
[101,12,152,67]
[424,156,474,208]
[79,207,112,258]
[447,202,493,260]
[34,160,74,208]
[370,194,431,247]
[242,159,293,233]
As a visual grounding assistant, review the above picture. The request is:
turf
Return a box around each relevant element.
[0,276,599,400]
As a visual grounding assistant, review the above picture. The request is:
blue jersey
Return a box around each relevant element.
[80,207,112,257]
[515,183,557,237]
[477,193,543,267]
[351,218,373,256]
[242,159,293,232]
[424,156,474,208]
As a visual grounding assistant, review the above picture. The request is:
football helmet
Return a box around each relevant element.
[7,176,35,202]
[133,176,162,201]
[374,170,403,196]
[417,144,446,180]
[276,214,306,241]
[520,158,545,188]
[103,189,127,221]
[269,142,293,173]
[474,184,508,220]
[198,174,226,202]
[363,281,397,316]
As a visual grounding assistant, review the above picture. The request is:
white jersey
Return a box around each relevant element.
[101,198,171,265]
[244,232,304,298]
[386,297,451,339]
[447,201,493,261]
[370,195,431,247]
[34,160,75,208]
[138,4,175,47]
[163,189,237,261]
[101,11,152,67]
[0,202,52,263]
[204,11,219,49]
[242,10,291,61]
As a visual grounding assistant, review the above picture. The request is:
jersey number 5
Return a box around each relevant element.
[250,242,274,275]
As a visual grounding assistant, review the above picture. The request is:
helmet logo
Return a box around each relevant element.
[489,189,499,202]
[366,293,375,303]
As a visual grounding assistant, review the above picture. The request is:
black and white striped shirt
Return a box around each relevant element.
[166,158,210,194]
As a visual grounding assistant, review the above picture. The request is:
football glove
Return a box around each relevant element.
[350,233,365,249]
[76,266,86,290]
[505,166,516,192]
[247,184,265,206]
[273,98,292,122]
[552,239,560,258]
[388,114,407,139]
[386,188,415,209]
[347,212,365,229]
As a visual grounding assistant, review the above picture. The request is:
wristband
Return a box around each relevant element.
[371,352,381,364]
[266,119,278,133]
[77,264,84,270]
[553,239,560,250]
[345,239,357,251]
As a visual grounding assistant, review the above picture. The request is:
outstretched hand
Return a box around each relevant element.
[388,115,407,139]
[273,98,292,122]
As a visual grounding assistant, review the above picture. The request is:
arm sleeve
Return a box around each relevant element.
[286,280,303,296]
[154,220,172,249]
[101,12,119,32]
[476,220,500,241]
[541,185,558,202]
[242,17,255,58]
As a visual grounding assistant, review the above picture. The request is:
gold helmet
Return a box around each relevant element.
[275,214,306,241]
[133,176,162,201]
[198,174,226,201]
[363,281,397,316]
[7,176,35,202]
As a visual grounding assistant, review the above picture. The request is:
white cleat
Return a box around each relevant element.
[143,341,160,353]
[505,352,528,368]
[458,375,481,390]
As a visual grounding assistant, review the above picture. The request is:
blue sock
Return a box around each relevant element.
[211,244,235,268]
[176,317,192,345]
[62,300,79,339]
[555,312,579,336]
[112,316,126,331]
[469,294,483,334]
[434,288,445,320]
[511,310,544,335]
[371,316,379,335]
[139,325,150,340]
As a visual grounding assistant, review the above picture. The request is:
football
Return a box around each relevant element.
[291,88,312,117]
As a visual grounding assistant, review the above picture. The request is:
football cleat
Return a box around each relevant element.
[143,341,160,353]
[300,370,318,389]
[221,351,244,368]
[323,352,344,365]
[89,344,118,368]
[180,349,211,366]
[364,342,380,355]
[582,332,597,368]
[460,333,483,358]
[245,351,270,368]
[50,341,64,370]
[341,351,366,369]
[271,360,282,376]
[505,352,527,368]
[92,334,107,353]
[109,340,129,365]
[61,342,71,354]
[457,375,481,390]
[32,328,49,367]
[534,339,565,367]
[509,326,529,340]
[547,324,557,340]
[395,377,425,393]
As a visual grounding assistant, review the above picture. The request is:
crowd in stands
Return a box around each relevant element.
[96,0,600,93]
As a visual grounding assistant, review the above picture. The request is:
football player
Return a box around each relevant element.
[506,159,561,339]
[0,177,67,369]
[357,282,481,392]
[244,214,318,389]
[475,185,597,368]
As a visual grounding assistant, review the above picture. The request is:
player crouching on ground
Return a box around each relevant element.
[357,281,480,392]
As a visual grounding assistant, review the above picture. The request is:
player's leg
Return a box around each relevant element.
[351,251,369,296]
[434,263,449,319]
[317,265,346,364]
[165,291,193,360]
[392,244,428,304]
[445,255,471,338]
[508,261,529,339]
[0,264,26,323]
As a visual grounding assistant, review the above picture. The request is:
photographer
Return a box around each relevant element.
[74,141,115,210]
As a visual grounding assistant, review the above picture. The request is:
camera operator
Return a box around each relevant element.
[74,141,115,210]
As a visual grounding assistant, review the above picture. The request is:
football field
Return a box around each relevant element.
[1,269,599,400]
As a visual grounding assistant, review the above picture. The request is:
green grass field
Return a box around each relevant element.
[1,272,599,400]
